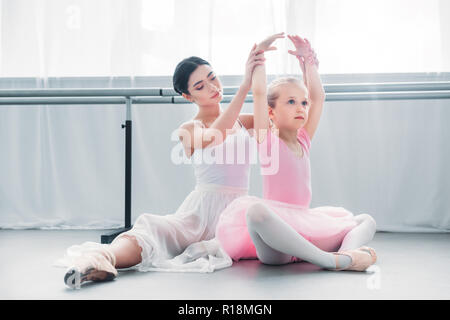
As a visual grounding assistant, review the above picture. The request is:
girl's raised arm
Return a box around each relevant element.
[288,35,325,140]
[204,44,265,136]
[252,32,285,143]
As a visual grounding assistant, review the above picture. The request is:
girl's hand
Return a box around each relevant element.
[288,35,319,69]
[241,44,266,91]
[298,48,319,75]
[256,32,285,52]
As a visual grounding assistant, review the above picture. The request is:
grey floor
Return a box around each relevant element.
[1,229,449,300]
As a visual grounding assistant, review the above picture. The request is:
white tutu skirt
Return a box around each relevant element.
[54,184,247,273]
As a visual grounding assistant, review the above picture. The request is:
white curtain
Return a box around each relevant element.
[1,91,449,232]
[0,0,449,232]
[311,97,450,233]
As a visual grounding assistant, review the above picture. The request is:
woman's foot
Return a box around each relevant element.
[331,246,377,271]
[64,248,117,289]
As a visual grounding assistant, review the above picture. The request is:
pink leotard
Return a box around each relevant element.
[259,128,311,206]
[215,127,358,261]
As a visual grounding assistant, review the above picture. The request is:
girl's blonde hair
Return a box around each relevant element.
[267,77,307,108]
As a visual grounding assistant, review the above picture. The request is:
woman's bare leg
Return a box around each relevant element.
[64,235,143,288]
[110,235,143,269]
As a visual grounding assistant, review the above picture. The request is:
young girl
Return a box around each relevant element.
[214,34,378,271]
[57,44,270,288]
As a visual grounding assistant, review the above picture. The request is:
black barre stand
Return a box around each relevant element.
[101,97,133,243]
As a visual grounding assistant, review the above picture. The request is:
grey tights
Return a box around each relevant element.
[246,203,376,269]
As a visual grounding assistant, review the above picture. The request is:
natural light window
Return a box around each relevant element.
[314,0,444,73]
[0,0,448,77]
[141,0,174,31]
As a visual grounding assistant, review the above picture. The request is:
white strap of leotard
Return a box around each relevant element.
[236,117,244,129]
[193,119,207,128]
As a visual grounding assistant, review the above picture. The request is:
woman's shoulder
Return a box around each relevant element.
[178,119,205,131]
[176,120,206,145]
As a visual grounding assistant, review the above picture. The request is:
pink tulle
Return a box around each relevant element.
[215,195,358,261]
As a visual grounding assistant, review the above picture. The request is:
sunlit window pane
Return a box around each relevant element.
[1,0,448,77]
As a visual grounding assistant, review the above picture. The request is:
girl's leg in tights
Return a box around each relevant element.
[246,203,352,269]
[337,214,377,252]
[109,235,143,269]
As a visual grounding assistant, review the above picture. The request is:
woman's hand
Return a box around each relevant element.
[287,35,319,70]
[241,44,266,91]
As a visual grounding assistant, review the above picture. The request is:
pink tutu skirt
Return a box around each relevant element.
[215,196,359,261]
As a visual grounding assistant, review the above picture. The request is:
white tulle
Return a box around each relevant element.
[140,238,232,273]
[53,185,244,274]
[54,123,250,273]
[114,185,245,273]
[53,241,112,267]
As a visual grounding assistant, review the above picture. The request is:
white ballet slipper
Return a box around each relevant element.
[64,247,117,289]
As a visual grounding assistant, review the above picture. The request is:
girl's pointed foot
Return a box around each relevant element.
[331,246,377,271]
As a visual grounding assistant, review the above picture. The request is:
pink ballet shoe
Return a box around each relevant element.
[333,246,376,272]
[64,248,117,289]
[359,246,377,264]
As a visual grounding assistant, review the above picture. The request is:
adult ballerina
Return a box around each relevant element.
[57,38,285,288]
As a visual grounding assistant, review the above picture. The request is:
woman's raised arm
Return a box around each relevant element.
[179,44,266,156]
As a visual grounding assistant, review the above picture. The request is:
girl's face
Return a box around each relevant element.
[269,82,310,131]
[183,64,223,106]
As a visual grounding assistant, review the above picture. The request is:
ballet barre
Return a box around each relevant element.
[1,81,450,105]
[1,81,450,243]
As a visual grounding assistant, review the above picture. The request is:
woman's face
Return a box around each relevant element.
[183,64,223,105]
[269,82,310,130]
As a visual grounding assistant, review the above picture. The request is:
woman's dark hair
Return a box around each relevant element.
[173,56,211,95]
